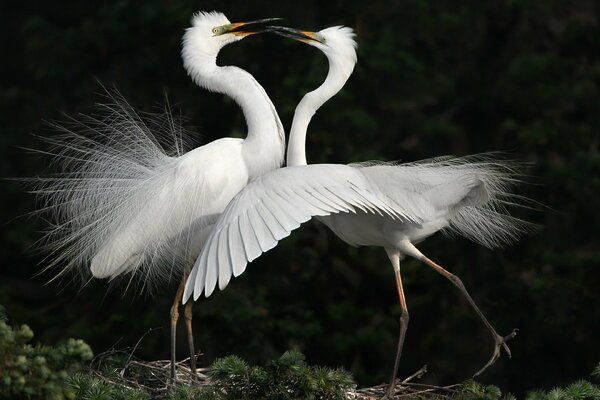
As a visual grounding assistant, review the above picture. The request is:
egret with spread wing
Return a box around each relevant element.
[35,11,285,379]
[184,25,531,397]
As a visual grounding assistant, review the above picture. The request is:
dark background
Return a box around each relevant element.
[1,0,599,396]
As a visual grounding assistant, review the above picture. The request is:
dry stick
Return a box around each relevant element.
[353,382,460,399]
[120,327,157,377]
[356,365,428,397]
[396,388,439,398]
[401,364,428,384]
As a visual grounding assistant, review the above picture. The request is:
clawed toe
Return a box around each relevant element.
[501,328,517,358]
[473,328,518,377]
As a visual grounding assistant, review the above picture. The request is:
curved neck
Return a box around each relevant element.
[184,51,285,176]
[286,57,355,167]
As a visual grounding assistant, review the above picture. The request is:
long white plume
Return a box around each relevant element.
[30,87,200,290]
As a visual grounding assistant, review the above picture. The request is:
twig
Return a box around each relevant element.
[401,364,428,384]
[120,327,157,377]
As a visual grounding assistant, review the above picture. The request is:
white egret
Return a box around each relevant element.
[184,25,530,397]
[35,11,285,379]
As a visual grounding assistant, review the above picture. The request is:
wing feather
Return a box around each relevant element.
[262,196,302,232]
[183,164,426,301]
[239,212,262,262]
[323,187,358,213]
[248,207,278,252]
[272,190,312,224]
[201,233,219,298]
[217,228,232,290]
[331,186,369,214]
[256,200,293,240]
[300,189,339,213]
[228,218,247,277]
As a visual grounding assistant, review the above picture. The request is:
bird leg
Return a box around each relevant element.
[420,256,517,377]
[184,299,198,377]
[170,274,187,382]
[383,249,410,400]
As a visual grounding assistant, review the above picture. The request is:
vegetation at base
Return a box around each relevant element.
[0,304,93,400]
[2,301,600,399]
[206,350,355,400]
[67,373,151,400]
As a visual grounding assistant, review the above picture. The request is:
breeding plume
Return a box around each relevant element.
[35,11,285,379]
[184,25,530,397]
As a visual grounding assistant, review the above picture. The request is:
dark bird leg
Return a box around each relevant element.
[383,249,410,400]
[420,256,517,377]
[184,297,198,377]
[170,273,187,381]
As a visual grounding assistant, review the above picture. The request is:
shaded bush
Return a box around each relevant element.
[0,304,93,400]
[207,350,355,400]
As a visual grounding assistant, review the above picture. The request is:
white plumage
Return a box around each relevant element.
[186,156,527,299]
[34,11,286,379]
[36,11,285,286]
[183,25,532,394]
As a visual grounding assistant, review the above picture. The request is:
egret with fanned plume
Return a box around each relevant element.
[35,11,285,379]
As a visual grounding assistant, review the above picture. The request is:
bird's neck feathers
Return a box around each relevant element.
[182,41,285,176]
[287,54,356,167]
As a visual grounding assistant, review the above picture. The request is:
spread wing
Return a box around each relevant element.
[183,164,424,301]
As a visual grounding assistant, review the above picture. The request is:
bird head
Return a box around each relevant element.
[271,25,358,69]
[182,11,282,87]
[183,11,281,55]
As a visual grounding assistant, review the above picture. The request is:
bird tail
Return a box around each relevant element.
[354,153,538,249]
[424,154,538,249]
[28,86,199,291]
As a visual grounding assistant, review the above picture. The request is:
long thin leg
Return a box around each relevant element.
[420,256,517,376]
[383,249,409,400]
[184,299,198,377]
[170,275,186,381]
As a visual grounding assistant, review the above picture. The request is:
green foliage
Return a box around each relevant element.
[67,373,150,400]
[454,381,503,400]
[592,364,600,381]
[525,380,600,400]
[166,385,219,400]
[449,378,600,400]
[55,349,352,400]
[0,305,93,400]
[208,350,355,400]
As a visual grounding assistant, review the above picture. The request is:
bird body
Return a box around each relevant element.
[90,137,252,279]
[319,166,490,251]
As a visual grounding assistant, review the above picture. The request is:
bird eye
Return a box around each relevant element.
[212,28,219,35]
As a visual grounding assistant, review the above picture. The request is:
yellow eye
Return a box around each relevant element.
[212,27,220,35]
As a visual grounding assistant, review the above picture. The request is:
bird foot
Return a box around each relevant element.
[381,386,396,400]
[473,328,518,377]
[381,365,427,399]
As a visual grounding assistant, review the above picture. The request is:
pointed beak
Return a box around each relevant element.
[269,26,325,43]
[223,18,283,37]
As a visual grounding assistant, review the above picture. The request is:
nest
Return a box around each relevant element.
[89,348,461,400]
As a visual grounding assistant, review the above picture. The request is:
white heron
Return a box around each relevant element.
[35,11,285,379]
[183,25,530,397]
